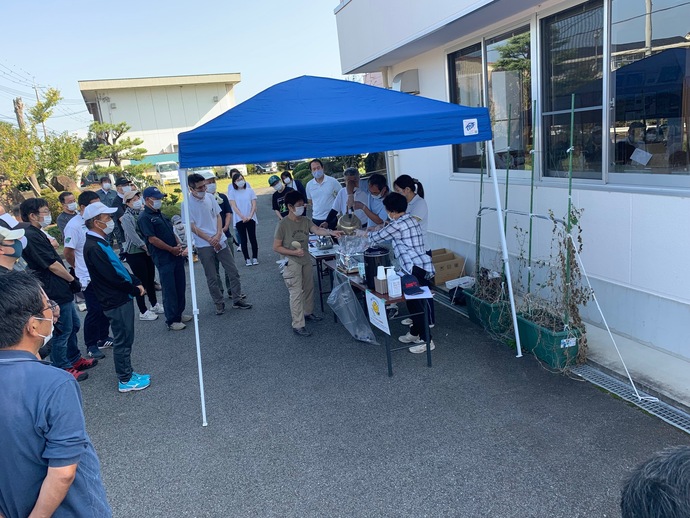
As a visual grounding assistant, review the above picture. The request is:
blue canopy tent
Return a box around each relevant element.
[176,76,518,425]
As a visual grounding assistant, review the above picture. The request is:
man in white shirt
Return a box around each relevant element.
[63,191,112,359]
[185,173,252,315]
[305,159,341,227]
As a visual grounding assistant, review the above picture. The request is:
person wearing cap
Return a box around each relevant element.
[83,201,151,393]
[137,186,191,331]
[56,191,78,236]
[63,191,115,360]
[269,174,295,220]
[186,173,252,315]
[20,198,97,381]
[121,189,163,321]
[0,219,25,273]
[0,270,112,518]
[366,192,436,353]
[96,176,117,207]
[326,167,368,230]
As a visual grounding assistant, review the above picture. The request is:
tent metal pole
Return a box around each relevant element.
[486,140,522,358]
[178,167,209,427]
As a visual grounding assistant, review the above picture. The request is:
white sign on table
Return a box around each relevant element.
[366,290,390,335]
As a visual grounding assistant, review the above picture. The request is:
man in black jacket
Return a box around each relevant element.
[82,202,151,393]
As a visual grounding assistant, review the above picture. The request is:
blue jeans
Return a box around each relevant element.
[50,301,82,369]
[157,259,186,325]
[83,284,111,348]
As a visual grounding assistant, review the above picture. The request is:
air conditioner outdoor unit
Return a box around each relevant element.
[391,69,420,95]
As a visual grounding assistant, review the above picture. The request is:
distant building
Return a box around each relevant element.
[79,73,241,162]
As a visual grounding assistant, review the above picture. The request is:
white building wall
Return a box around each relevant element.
[95,84,235,155]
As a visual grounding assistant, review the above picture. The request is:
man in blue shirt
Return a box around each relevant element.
[0,270,111,518]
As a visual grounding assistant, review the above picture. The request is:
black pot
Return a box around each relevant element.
[363,247,391,290]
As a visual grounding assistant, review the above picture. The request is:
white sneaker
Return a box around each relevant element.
[401,318,413,326]
[398,332,423,344]
[409,340,435,354]
[168,322,186,331]
[151,303,164,314]
[139,310,158,321]
[237,246,242,252]
[77,302,87,312]
[245,259,252,266]
[181,314,193,323]
[252,258,259,265]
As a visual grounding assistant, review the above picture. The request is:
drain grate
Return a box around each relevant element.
[571,365,690,434]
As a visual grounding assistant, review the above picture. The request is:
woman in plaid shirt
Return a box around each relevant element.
[367,192,435,353]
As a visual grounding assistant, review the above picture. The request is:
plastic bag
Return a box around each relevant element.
[327,271,378,345]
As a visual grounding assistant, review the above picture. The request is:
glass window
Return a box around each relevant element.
[610,0,690,176]
[541,1,604,179]
[486,27,533,173]
[449,43,484,171]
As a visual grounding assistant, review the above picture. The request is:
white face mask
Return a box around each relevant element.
[236,180,246,188]
[40,214,52,228]
[121,186,132,194]
[132,200,143,211]
[35,317,54,347]
[312,169,324,179]
[272,182,283,192]
[152,200,163,210]
[67,202,78,212]
[206,183,217,194]
[102,183,111,190]
[100,219,115,235]
[283,178,292,185]
[174,223,184,231]
[293,205,305,216]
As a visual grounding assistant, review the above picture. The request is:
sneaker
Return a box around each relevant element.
[232,300,252,310]
[386,304,399,318]
[401,318,413,326]
[72,357,98,371]
[398,332,424,344]
[409,340,436,354]
[139,310,159,321]
[181,314,193,322]
[65,368,88,382]
[252,258,259,265]
[228,293,247,300]
[154,282,162,291]
[87,346,105,359]
[97,338,114,349]
[237,246,242,252]
[304,313,323,322]
[151,303,165,314]
[292,326,312,337]
[168,322,187,331]
[216,303,226,315]
[245,259,252,267]
[77,302,87,312]
[132,372,151,381]
[118,376,151,393]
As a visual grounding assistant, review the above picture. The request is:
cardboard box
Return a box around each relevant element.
[431,249,466,284]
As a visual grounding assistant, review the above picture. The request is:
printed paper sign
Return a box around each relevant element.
[366,290,390,335]
[630,148,652,166]
[463,118,479,136]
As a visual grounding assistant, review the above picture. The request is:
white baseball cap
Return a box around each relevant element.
[82,202,117,221]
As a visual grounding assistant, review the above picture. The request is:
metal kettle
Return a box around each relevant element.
[337,208,362,235]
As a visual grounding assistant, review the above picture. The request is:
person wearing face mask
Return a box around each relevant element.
[0,220,25,273]
[83,202,150,393]
[96,176,117,207]
[269,174,295,220]
[111,177,133,254]
[137,186,191,331]
[0,271,112,518]
[63,191,115,360]
[228,172,259,266]
[281,171,306,200]
[57,191,78,236]
[121,190,162,321]
[306,158,341,228]
[186,174,252,315]
[273,190,343,337]
[353,173,390,228]
[20,198,97,382]
[326,167,368,230]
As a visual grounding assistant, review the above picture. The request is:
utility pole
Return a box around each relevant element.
[13,97,25,131]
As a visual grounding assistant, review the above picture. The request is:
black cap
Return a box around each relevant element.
[115,177,131,186]
[401,274,423,295]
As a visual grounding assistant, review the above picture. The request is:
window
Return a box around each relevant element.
[449,43,484,171]
[541,1,604,179]
[609,0,690,177]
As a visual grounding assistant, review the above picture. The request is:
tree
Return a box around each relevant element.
[39,132,83,181]
[0,121,39,195]
[84,121,149,177]
[28,88,62,140]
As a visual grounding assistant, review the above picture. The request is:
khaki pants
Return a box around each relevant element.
[197,245,243,305]
[282,259,314,329]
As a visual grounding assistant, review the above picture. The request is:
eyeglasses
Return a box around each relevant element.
[36,300,58,316]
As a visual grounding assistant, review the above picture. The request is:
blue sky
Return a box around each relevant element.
[0,0,345,135]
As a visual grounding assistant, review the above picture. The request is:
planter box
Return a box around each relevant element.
[464,289,511,334]
[516,314,580,369]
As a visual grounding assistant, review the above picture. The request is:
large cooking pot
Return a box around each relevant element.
[363,246,391,290]
[337,209,362,235]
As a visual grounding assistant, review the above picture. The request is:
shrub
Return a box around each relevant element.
[43,225,63,246]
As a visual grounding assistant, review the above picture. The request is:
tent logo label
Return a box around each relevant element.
[463,119,478,136]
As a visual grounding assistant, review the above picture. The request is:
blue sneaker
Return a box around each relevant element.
[131,372,150,381]
[87,346,105,359]
[118,376,151,393]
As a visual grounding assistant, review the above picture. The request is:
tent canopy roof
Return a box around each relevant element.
[178,75,491,168]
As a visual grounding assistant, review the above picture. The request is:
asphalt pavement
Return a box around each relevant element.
[80,188,690,517]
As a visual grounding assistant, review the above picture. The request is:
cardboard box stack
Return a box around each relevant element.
[431,248,466,285]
